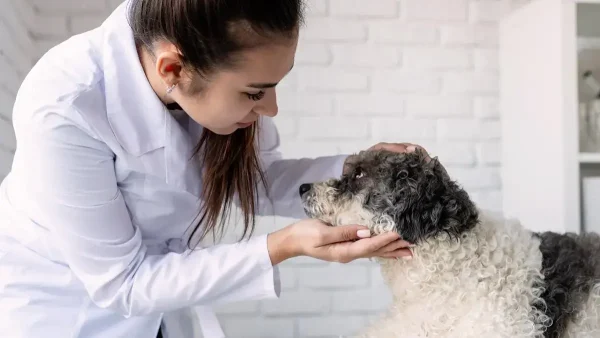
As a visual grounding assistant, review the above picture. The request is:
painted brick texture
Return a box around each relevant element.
[0,0,35,179]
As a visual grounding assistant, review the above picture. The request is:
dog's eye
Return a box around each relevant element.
[354,168,365,179]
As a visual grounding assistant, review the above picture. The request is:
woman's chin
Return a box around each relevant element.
[205,125,243,135]
[201,121,254,135]
[236,121,254,129]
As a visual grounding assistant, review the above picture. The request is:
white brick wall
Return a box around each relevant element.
[7,0,530,337]
[0,0,35,180]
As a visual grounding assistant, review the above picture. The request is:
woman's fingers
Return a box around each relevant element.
[370,236,414,259]
[368,142,409,152]
[303,222,415,263]
[318,224,371,245]
[379,248,413,259]
[347,232,400,258]
[377,238,412,254]
[368,142,431,163]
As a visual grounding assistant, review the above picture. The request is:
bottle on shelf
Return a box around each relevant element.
[581,70,600,153]
[583,70,600,99]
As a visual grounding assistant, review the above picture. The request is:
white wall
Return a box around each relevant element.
[0,0,35,181]
[5,0,529,337]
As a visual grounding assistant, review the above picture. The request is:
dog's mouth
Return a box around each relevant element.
[300,191,323,220]
[300,184,342,226]
[301,203,315,219]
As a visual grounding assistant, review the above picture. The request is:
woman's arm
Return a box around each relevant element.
[18,108,282,317]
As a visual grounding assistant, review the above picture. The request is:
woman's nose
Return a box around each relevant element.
[254,90,278,117]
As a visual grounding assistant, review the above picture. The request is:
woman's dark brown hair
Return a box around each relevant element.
[127,0,304,247]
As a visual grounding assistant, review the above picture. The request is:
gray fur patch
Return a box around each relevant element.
[533,231,600,337]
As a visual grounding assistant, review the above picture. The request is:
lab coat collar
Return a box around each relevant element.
[100,2,203,198]
[101,1,167,156]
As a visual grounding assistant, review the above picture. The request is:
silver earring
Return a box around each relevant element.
[166,83,177,95]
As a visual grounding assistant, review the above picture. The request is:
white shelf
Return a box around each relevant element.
[500,0,582,234]
[500,0,600,234]
[579,152,600,163]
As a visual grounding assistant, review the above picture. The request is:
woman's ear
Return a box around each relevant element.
[154,48,184,87]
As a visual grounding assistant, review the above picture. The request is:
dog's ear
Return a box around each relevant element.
[389,153,479,244]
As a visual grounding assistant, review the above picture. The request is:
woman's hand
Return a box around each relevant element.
[369,141,451,178]
[267,219,413,265]
[368,142,431,162]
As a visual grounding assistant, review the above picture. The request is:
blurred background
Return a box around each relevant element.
[4,0,600,337]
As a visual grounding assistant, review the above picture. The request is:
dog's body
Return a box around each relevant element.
[365,211,600,338]
[299,149,600,337]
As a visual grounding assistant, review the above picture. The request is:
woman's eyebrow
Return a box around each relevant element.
[246,63,295,89]
[247,82,278,89]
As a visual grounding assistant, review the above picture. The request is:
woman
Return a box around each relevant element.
[0,0,415,337]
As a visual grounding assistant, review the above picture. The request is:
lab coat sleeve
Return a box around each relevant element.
[19,109,280,317]
[255,117,349,218]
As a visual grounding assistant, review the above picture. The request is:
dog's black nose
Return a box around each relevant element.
[299,183,312,196]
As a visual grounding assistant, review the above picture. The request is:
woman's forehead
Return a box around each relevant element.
[232,41,297,84]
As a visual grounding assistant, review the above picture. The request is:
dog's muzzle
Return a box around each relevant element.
[299,183,314,217]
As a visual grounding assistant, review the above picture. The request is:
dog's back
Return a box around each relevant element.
[534,230,600,337]
[361,211,600,338]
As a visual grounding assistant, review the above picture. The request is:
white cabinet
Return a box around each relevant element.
[499,0,600,234]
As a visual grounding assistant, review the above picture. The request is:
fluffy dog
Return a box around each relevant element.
[299,149,600,338]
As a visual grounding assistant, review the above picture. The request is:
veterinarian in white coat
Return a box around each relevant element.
[0,1,415,337]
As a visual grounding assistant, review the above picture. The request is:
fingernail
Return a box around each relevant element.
[357,230,371,238]
[407,145,416,152]
[402,255,413,260]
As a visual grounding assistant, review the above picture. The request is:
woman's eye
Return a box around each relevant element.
[246,91,265,101]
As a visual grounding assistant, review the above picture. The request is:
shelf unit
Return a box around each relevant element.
[578,37,600,51]
[499,0,600,234]
[579,153,600,163]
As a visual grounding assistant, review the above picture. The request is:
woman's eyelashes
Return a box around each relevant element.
[246,90,265,101]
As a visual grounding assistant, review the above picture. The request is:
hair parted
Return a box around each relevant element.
[127,0,305,247]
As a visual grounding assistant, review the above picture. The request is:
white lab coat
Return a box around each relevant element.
[0,1,347,337]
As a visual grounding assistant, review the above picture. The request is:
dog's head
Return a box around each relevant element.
[299,149,479,244]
